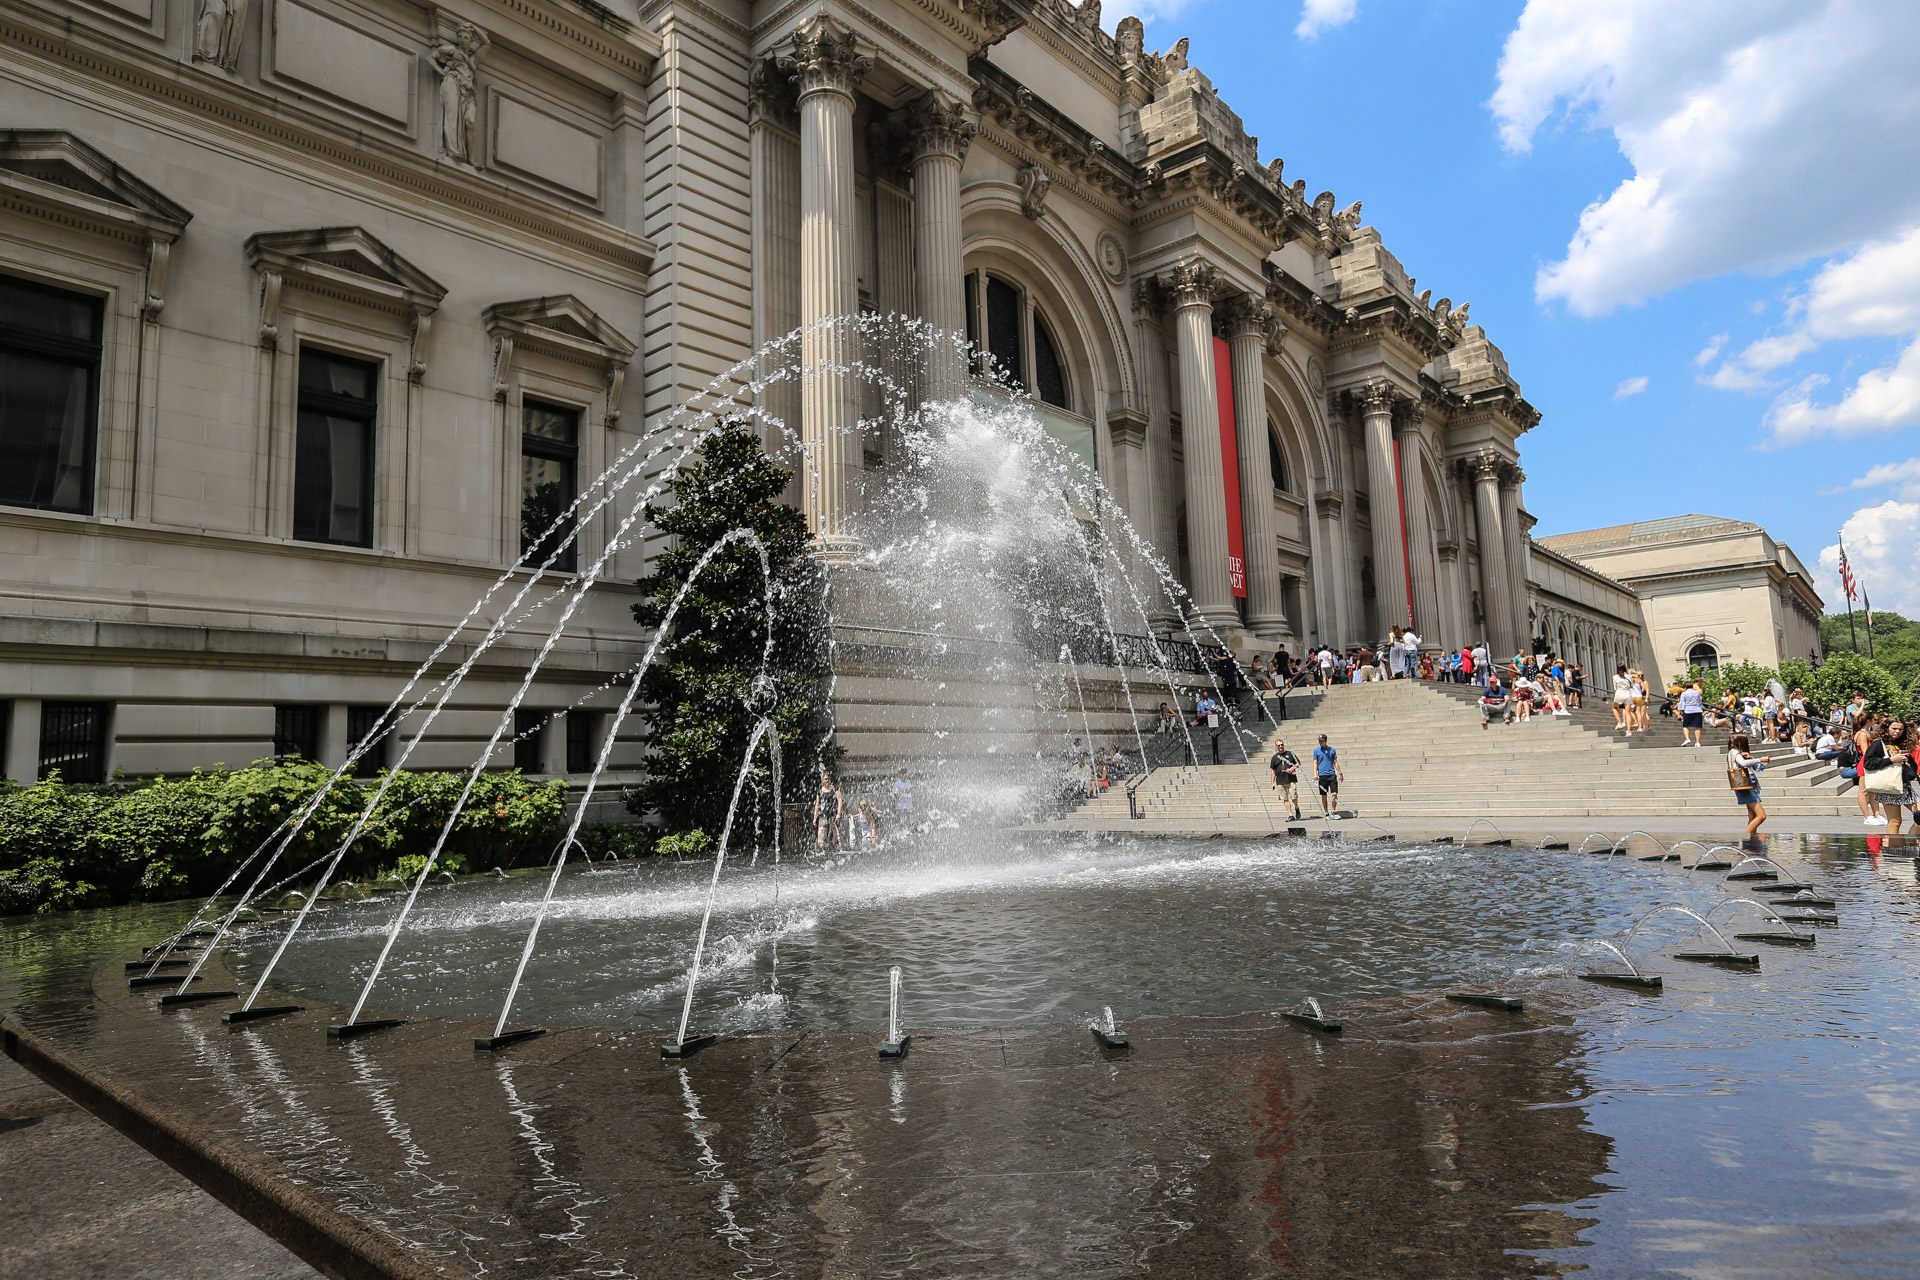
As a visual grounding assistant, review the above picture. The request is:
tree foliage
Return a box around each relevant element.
[627,423,833,837]
[1820,609,1920,693]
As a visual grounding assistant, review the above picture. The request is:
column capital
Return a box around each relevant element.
[1463,450,1505,483]
[1165,256,1219,310]
[1217,293,1276,343]
[908,91,977,162]
[781,16,871,103]
[1357,376,1396,418]
[1501,463,1527,488]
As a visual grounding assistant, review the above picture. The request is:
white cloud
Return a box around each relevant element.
[1613,375,1649,399]
[1693,334,1729,367]
[1492,1,1920,316]
[1820,500,1920,614]
[1836,458,1920,500]
[1295,0,1358,40]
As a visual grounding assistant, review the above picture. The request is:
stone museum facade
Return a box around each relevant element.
[1539,516,1825,681]
[0,0,1647,784]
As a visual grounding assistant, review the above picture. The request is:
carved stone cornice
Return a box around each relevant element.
[970,59,1140,210]
[780,16,872,102]
[1313,489,1344,519]
[908,91,976,162]
[1165,256,1218,310]
[245,227,446,355]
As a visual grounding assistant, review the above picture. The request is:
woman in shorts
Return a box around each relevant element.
[1610,664,1633,731]
[1727,733,1767,837]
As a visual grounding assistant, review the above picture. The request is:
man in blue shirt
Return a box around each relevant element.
[1479,675,1513,728]
[1312,733,1343,817]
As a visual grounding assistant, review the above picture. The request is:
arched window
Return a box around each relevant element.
[1033,313,1070,409]
[1688,640,1719,673]
[966,271,1074,412]
[1266,419,1288,493]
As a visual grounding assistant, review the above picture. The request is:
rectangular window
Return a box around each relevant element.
[293,349,377,546]
[274,704,321,761]
[565,711,596,774]
[513,708,544,774]
[0,275,102,515]
[520,400,578,572]
[347,704,385,778]
[39,700,108,783]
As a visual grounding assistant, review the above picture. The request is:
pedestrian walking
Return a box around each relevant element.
[891,767,914,834]
[1862,717,1908,828]
[813,769,844,852]
[1269,738,1302,822]
[1471,641,1489,688]
[1610,664,1633,732]
[1677,679,1706,746]
[1853,712,1880,824]
[1313,733,1343,817]
[1727,732,1768,838]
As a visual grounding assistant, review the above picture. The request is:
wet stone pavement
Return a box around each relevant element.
[5,833,1920,1279]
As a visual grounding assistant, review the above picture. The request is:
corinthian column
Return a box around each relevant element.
[1399,404,1441,640]
[1500,464,1530,650]
[1358,379,1410,632]
[1467,451,1515,654]
[1167,258,1237,635]
[908,93,974,399]
[782,17,869,559]
[1224,296,1286,639]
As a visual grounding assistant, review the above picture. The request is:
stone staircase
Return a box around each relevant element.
[1063,678,1863,826]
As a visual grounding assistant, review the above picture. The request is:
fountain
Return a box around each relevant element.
[1619,905,1758,967]
[1577,939,1663,990]
[878,967,909,1058]
[1610,831,1668,859]
[1284,996,1343,1034]
[1707,897,1817,947]
[1091,1005,1129,1050]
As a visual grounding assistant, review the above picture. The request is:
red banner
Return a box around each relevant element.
[1213,337,1246,598]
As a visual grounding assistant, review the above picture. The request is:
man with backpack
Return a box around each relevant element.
[1269,738,1302,822]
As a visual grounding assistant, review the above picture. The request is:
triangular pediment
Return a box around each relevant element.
[244,227,447,313]
[483,295,636,367]
[0,130,191,242]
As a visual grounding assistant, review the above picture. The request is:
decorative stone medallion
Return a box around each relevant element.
[1097,232,1126,284]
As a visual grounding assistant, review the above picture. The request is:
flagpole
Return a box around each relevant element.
[1865,591,1875,657]
[1839,533,1860,653]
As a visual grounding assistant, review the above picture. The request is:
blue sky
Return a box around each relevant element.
[1118,0,1920,614]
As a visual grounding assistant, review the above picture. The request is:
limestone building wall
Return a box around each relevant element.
[0,0,1646,788]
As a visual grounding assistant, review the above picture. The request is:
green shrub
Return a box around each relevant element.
[655,829,712,860]
[0,760,566,915]
[574,822,653,860]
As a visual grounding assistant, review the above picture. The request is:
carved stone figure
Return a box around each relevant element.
[1161,37,1189,73]
[429,21,489,164]
[1115,16,1145,66]
[1072,0,1102,36]
[1017,164,1051,219]
[193,0,248,72]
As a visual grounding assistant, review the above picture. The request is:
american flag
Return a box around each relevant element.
[1838,539,1859,603]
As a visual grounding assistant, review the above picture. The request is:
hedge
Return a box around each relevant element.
[0,759,649,915]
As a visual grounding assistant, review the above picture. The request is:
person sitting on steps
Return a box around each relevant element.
[1479,675,1514,728]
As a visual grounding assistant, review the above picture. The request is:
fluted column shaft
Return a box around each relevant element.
[1470,459,1515,654]
[1226,302,1286,639]
[1169,260,1237,634]
[909,95,973,399]
[1359,382,1410,633]
[1399,423,1441,640]
[787,19,868,559]
[1500,471,1530,652]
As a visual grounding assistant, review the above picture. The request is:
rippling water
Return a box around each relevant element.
[230,835,1765,1030]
